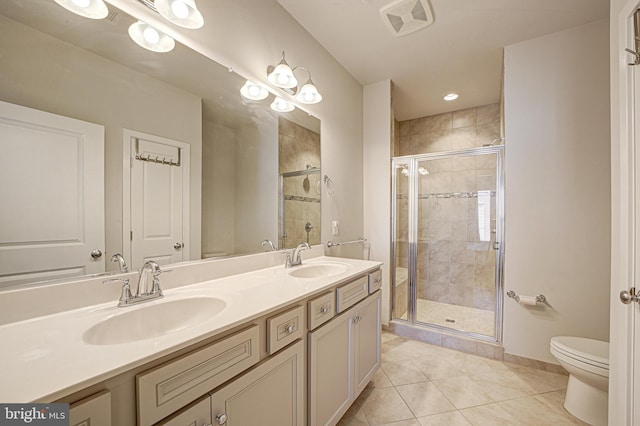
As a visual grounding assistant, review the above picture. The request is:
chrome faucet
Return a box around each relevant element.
[103,260,164,307]
[110,253,129,273]
[135,260,162,298]
[261,239,277,252]
[284,242,310,268]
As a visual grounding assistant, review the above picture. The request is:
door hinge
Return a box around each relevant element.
[130,230,133,241]
[493,241,500,250]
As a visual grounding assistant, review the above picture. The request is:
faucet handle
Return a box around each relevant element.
[103,278,133,306]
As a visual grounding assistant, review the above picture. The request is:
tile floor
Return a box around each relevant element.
[400,299,495,337]
[337,332,588,425]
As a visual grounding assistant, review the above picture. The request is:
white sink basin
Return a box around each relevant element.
[83,297,226,345]
[288,262,350,279]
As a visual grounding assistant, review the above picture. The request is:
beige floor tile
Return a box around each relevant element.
[533,391,589,425]
[366,367,394,389]
[499,394,588,425]
[502,363,569,394]
[396,382,456,417]
[381,420,422,426]
[382,359,430,386]
[459,403,524,425]
[417,411,472,426]
[359,388,415,425]
[337,406,369,426]
[431,376,498,409]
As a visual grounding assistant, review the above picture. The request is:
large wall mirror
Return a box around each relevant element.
[0,0,320,288]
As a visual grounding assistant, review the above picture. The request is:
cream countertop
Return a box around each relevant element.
[0,256,381,403]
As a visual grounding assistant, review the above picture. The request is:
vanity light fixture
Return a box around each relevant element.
[53,0,108,19]
[443,93,459,101]
[267,52,324,104]
[295,69,323,105]
[267,52,298,89]
[270,97,295,113]
[154,0,204,29]
[240,80,269,101]
[128,20,175,53]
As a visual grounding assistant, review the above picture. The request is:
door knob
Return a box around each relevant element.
[174,242,183,250]
[620,287,640,304]
[90,249,103,259]
[215,413,227,425]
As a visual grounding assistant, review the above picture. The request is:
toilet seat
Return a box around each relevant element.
[550,336,609,376]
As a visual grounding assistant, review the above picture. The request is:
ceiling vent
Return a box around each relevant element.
[379,0,434,37]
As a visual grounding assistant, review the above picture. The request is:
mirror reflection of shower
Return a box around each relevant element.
[279,167,321,249]
[278,116,321,249]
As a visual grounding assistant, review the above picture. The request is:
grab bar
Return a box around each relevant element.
[327,237,367,248]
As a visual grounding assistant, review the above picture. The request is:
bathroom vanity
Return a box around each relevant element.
[0,255,381,426]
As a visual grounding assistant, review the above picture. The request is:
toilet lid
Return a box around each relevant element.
[550,336,609,369]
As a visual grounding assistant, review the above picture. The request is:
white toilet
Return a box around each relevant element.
[550,336,609,426]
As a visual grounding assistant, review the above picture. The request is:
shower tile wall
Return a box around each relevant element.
[398,104,501,156]
[279,117,321,249]
[397,104,501,313]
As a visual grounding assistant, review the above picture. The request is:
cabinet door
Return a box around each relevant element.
[353,292,381,396]
[308,310,353,426]
[210,340,304,426]
[157,397,211,426]
[69,391,111,426]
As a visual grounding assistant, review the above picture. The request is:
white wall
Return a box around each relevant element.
[108,0,365,257]
[504,19,611,363]
[363,80,392,324]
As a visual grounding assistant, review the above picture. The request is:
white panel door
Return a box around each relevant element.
[0,101,104,286]
[127,130,189,269]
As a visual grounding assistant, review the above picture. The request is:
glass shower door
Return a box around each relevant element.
[393,147,504,342]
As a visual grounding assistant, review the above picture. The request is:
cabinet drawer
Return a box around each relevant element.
[267,305,304,354]
[137,325,260,426]
[69,390,111,426]
[336,276,368,313]
[308,291,335,330]
[368,270,382,293]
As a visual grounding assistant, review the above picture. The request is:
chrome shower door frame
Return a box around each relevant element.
[391,146,505,343]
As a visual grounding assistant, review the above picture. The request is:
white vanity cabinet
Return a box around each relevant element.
[210,340,305,425]
[69,390,112,426]
[308,290,381,426]
[156,397,211,426]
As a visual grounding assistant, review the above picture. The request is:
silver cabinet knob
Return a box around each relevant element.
[320,306,329,314]
[620,289,640,304]
[174,242,183,250]
[90,249,103,259]
[215,413,227,425]
[353,315,361,324]
[285,324,294,333]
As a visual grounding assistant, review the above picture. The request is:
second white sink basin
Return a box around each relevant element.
[288,262,350,279]
[83,296,227,345]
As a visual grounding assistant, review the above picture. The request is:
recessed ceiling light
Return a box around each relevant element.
[443,93,459,101]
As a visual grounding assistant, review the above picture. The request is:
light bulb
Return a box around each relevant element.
[240,80,269,101]
[143,27,160,44]
[71,0,90,7]
[171,0,190,19]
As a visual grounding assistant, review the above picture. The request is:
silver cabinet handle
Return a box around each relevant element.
[90,249,103,259]
[620,288,640,304]
[353,315,361,324]
[215,413,227,425]
[174,242,183,250]
[285,324,294,333]
[320,306,329,314]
